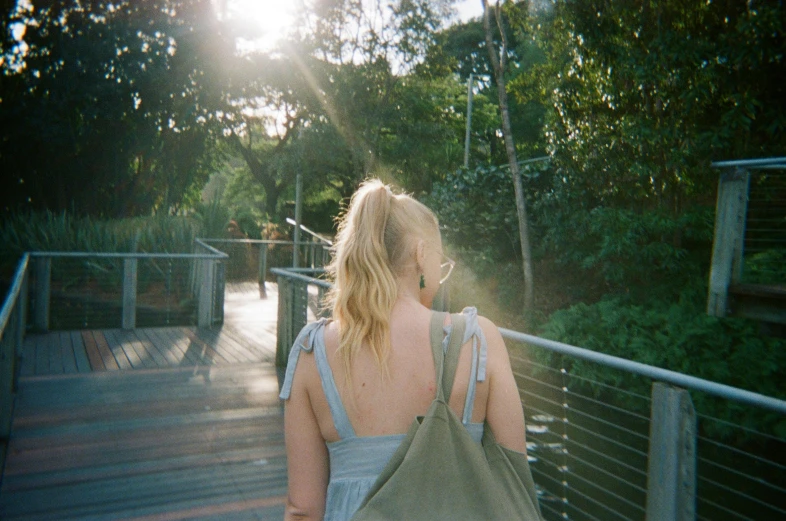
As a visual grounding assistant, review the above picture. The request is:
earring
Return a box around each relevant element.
[419,274,426,289]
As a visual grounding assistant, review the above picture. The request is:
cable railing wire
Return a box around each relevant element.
[698,412,786,444]
[564,402,650,443]
[697,436,786,472]
[697,456,786,495]
[566,451,648,494]
[564,372,652,402]
[698,475,786,515]
[565,421,649,459]
[697,496,756,521]
[565,437,648,479]
[564,387,651,423]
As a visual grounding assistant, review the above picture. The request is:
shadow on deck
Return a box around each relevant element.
[0,282,287,520]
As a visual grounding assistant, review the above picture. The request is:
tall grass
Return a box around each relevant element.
[0,211,205,277]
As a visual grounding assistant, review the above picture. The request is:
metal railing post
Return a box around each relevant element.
[276,275,292,367]
[198,258,215,327]
[645,382,697,521]
[122,258,137,329]
[34,256,51,332]
[214,260,225,325]
[258,243,268,299]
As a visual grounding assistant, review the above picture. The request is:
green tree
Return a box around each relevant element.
[1,0,235,217]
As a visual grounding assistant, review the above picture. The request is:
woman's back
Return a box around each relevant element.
[307,300,489,443]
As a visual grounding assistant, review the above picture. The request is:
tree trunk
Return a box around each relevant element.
[482,0,535,317]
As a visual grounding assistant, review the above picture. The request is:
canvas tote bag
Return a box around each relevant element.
[351,312,543,521]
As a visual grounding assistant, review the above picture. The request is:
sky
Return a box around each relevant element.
[455,0,484,23]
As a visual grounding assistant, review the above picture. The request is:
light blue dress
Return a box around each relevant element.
[279,307,489,521]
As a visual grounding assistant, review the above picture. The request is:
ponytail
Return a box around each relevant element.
[327,179,439,381]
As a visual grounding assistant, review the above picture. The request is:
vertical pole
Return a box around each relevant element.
[258,243,268,299]
[16,268,29,355]
[34,256,51,332]
[645,383,697,521]
[214,260,225,325]
[293,172,303,268]
[708,167,750,317]
[464,74,474,168]
[276,276,292,367]
[122,258,138,329]
[198,258,215,327]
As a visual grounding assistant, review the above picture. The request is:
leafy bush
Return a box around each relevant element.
[536,283,786,439]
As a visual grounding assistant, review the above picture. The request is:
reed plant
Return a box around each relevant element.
[0,211,203,278]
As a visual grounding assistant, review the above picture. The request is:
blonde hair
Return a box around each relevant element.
[327,179,440,378]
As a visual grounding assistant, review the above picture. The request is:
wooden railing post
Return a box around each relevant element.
[645,382,697,521]
[34,256,51,332]
[122,258,137,329]
[197,258,215,327]
[258,243,268,299]
[708,167,750,317]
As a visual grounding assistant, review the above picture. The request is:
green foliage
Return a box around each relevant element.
[743,249,786,285]
[1,0,232,217]
[192,199,231,239]
[0,211,199,276]
[538,284,786,439]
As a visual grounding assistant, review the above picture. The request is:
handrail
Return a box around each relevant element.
[0,254,29,334]
[500,328,786,415]
[285,218,333,245]
[270,267,332,289]
[193,238,230,257]
[711,157,786,168]
[200,238,326,246]
[28,251,226,259]
[270,269,786,415]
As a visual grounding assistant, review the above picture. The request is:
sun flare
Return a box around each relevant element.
[227,0,296,51]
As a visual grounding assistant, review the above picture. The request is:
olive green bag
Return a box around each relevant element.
[351,312,544,521]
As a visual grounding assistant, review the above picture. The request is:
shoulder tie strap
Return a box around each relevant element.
[278,318,329,400]
[460,307,488,424]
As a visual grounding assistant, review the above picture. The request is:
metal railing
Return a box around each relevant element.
[199,239,331,299]
[274,269,786,521]
[708,157,786,323]
[0,254,29,475]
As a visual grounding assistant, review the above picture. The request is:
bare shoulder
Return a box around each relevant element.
[476,314,513,371]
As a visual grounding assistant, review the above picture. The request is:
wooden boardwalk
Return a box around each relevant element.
[0,282,289,520]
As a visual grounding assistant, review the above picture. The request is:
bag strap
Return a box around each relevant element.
[428,311,467,401]
[442,313,467,399]
[429,312,448,400]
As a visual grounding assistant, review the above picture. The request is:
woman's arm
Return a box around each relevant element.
[283,354,329,520]
[480,316,528,453]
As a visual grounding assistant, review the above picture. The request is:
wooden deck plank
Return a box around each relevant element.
[135,329,181,366]
[181,328,234,365]
[0,363,288,521]
[195,328,254,364]
[81,331,106,371]
[115,329,157,369]
[98,330,131,370]
[48,332,63,375]
[70,331,92,373]
[220,324,276,362]
[152,328,202,366]
[59,332,78,374]
[94,331,120,370]
[20,337,36,377]
[104,329,143,369]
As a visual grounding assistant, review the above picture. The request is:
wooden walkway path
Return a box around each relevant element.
[0,282,289,520]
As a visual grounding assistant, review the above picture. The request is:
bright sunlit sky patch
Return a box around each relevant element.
[229,0,482,53]
[227,0,297,53]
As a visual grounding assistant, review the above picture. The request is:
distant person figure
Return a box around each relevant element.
[279,179,530,520]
